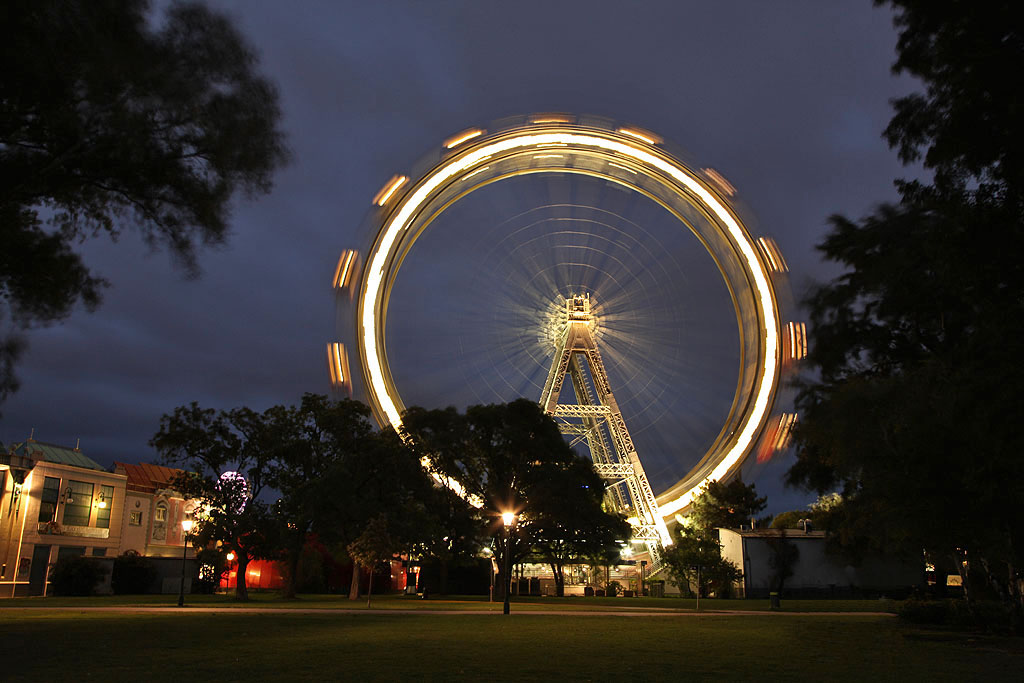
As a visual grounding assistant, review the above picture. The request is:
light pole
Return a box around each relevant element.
[178,517,194,607]
[501,511,515,615]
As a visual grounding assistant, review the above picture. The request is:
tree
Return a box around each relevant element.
[765,532,800,596]
[347,514,403,608]
[0,0,288,407]
[661,525,742,599]
[789,1,1024,623]
[150,402,279,601]
[527,456,631,597]
[688,479,767,533]
[402,399,628,600]
[396,405,485,594]
[265,395,377,599]
[311,424,436,601]
[663,482,754,598]
[880,0,1024,203]
[770,493,841,530]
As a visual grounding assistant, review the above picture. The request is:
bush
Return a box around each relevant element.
[111,553,158,594]
[898,598,952,625]
[899,599,1016,633]
[193,547,226,594]
[50,555,107,596]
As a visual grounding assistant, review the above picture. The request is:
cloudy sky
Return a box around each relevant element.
[1,1,917,513]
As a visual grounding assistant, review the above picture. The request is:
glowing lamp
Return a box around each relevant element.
[501,512,516,527]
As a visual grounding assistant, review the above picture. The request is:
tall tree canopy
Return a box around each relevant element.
[263,395,380,600]
[881,0,1024,201]
[151,402,281,601]
[152,395,437,601]
[688,479,767,533]
[0,0,288,404]
[662,481,757,598]
[789,1,1024,618]
[401,399,628,598]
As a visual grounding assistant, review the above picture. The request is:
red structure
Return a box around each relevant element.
[216,536,408,594]
[219,558,285,591]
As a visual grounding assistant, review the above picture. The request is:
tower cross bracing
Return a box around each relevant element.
[539,294,672,569]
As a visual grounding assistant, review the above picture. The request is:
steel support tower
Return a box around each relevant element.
[539,294,672,569]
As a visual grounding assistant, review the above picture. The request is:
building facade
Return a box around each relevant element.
[719,528,922,598]
[114,462,195,558]
[1,440,127,596]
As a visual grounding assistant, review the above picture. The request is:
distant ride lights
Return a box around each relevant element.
[331,114,803,551]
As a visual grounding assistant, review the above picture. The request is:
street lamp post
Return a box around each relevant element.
[178,517,194,607]
[501,511,515,615]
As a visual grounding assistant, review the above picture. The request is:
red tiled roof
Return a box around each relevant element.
[114,462,184,494]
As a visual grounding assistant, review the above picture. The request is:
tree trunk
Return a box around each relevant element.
[282,532,305,600]
[494,546,507,601]
[1003,527,1023,633]
[979,557,1008,604]
[366,566,374,609]
[495,565,506,600]
[348,563,361,601]
[953,550,974,613]
[551,561,564,597]
[235,554,250,601]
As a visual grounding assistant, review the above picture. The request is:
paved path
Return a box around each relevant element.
[1,605,895,617]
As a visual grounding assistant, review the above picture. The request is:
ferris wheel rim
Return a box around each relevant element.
[353,119,784,520]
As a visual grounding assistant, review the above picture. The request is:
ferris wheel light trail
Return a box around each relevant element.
[357,127,781,522]
[373,175,408,207]
[443,128,485,149]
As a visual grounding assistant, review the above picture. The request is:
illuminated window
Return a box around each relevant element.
[38,477,60,522]
[155,503,167,522]
[129,511,143,526]
[96,485,114,529]
[62,480,93,527]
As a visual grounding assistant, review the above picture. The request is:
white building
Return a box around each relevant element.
[719,528,922,598]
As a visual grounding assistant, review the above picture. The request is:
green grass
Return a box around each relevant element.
[3,610,1021,681]
[0,592,896,612]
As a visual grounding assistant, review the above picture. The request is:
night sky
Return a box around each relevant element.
[1,1,917,514]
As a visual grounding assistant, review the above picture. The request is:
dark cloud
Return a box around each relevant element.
[2,1,915,514]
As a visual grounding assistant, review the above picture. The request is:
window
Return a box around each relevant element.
[129,511,143,526]
[38,477,60,522]
[62,480,94,527]
[91,548,107,557]
[96,485,114,529]
[152,502,168,540]
[56,546,85,561]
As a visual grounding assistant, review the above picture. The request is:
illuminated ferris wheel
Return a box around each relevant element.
[330,114,804,563]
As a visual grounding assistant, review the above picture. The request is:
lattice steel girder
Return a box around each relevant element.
[592,463,636,478]
[559,423,591,435]
[632,526,662,541]
[538,295,673,552]
[552,404,612,418]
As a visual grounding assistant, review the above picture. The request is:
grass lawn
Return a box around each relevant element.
[0,592,896,612]
[3,608,1022,681]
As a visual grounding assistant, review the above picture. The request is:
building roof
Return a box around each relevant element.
[9,440,108,472]
[114,461,184,494]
